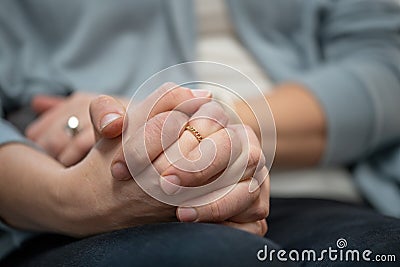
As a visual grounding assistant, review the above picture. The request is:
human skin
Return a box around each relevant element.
[0,85,269,237]
[235,83,326,169]
[26,92,110,167]
[27,82,326,169]
[89,86,270,235]
[89,89,270,233]
[22,82,324,236]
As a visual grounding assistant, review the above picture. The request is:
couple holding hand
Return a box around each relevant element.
[5,82,270,240]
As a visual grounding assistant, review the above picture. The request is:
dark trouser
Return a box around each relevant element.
[2,198,399,267]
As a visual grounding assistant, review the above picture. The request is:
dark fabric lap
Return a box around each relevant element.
[2,198,399,267]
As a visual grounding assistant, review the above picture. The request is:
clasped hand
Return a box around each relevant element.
[27,83,270,237]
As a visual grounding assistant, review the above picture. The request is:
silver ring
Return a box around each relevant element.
[65,116,80,136]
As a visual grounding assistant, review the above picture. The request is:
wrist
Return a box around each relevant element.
[0,143,67,233]
[54,139,122,237]
[54,162,99,237]
[265,83,326,167]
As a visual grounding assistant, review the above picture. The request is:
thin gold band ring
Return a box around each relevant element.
[185,125,203,142]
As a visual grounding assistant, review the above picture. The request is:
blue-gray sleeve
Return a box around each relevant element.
[0,101,38,258]
[0,97,30,147]
[0,220,36,260]
[297,0,400,165]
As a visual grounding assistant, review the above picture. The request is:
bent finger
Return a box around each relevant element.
[176,179,259,223]
[58,129,95,166]
[35,128,71,158]
[111,85,212,180]
[112,110,189,180]
[160,127,241,191]
[230,176,270,223]
[229,124,266,190]
[31,95,65,114]
[25,108,61,140]
[135,83,211,121]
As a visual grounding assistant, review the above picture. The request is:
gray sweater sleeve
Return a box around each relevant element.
[0,100,38,259]
[0,97,30,146]
[297,0,400,165]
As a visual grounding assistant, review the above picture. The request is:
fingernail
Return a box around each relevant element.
[160,175,181,195]
[191,90,211,98]
[111,162,131,180]
[100,113,122,131]
[177,207,198,222]
[248,178,260,193]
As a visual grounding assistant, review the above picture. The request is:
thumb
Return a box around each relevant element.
[31,95,65,114]
[110,86,213,181]
[89,95,125,142]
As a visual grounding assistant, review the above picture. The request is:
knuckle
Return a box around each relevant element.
[45,138,57,151]
[113,149,125,165]
[211,130,232,157]
[186,143,229,183]
[243,124,254,134]
[226,130,241,158]
[166,86,191,103]
[259,153,266,167]
[206,101,224,112]
[208,200,225,222]
[73,140,86,153]
[169,87,182,99]
[265,205,270,218]
[191,164,206,180]
[151,111,188,140]
[255,221,263,236]
[204,102,229,126]
[126,142,150,175]
[238,124,253,135]
[259,220,268,236]
[160,82,177,92]
[243,125,259,141]
[178,160,207,185]
[247,146,263,169]
[235,124,253,136]
[253,204,269,220]
[166,110,189,129]
[74,135,92,153]
[39,137,63,155]
[263,222,268,235]
[146,112,168,136]
[90,95,109,113]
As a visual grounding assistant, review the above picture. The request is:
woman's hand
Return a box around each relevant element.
[2,84,268,238]
[25,92,126,167]
[92,85,270,237]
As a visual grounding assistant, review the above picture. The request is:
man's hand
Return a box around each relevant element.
[56,85,213,236]
[0,84,268,238]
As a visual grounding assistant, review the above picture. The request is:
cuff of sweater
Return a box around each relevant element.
[0,119,33,148]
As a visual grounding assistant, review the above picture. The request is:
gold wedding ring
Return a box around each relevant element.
[185,125,203,142]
